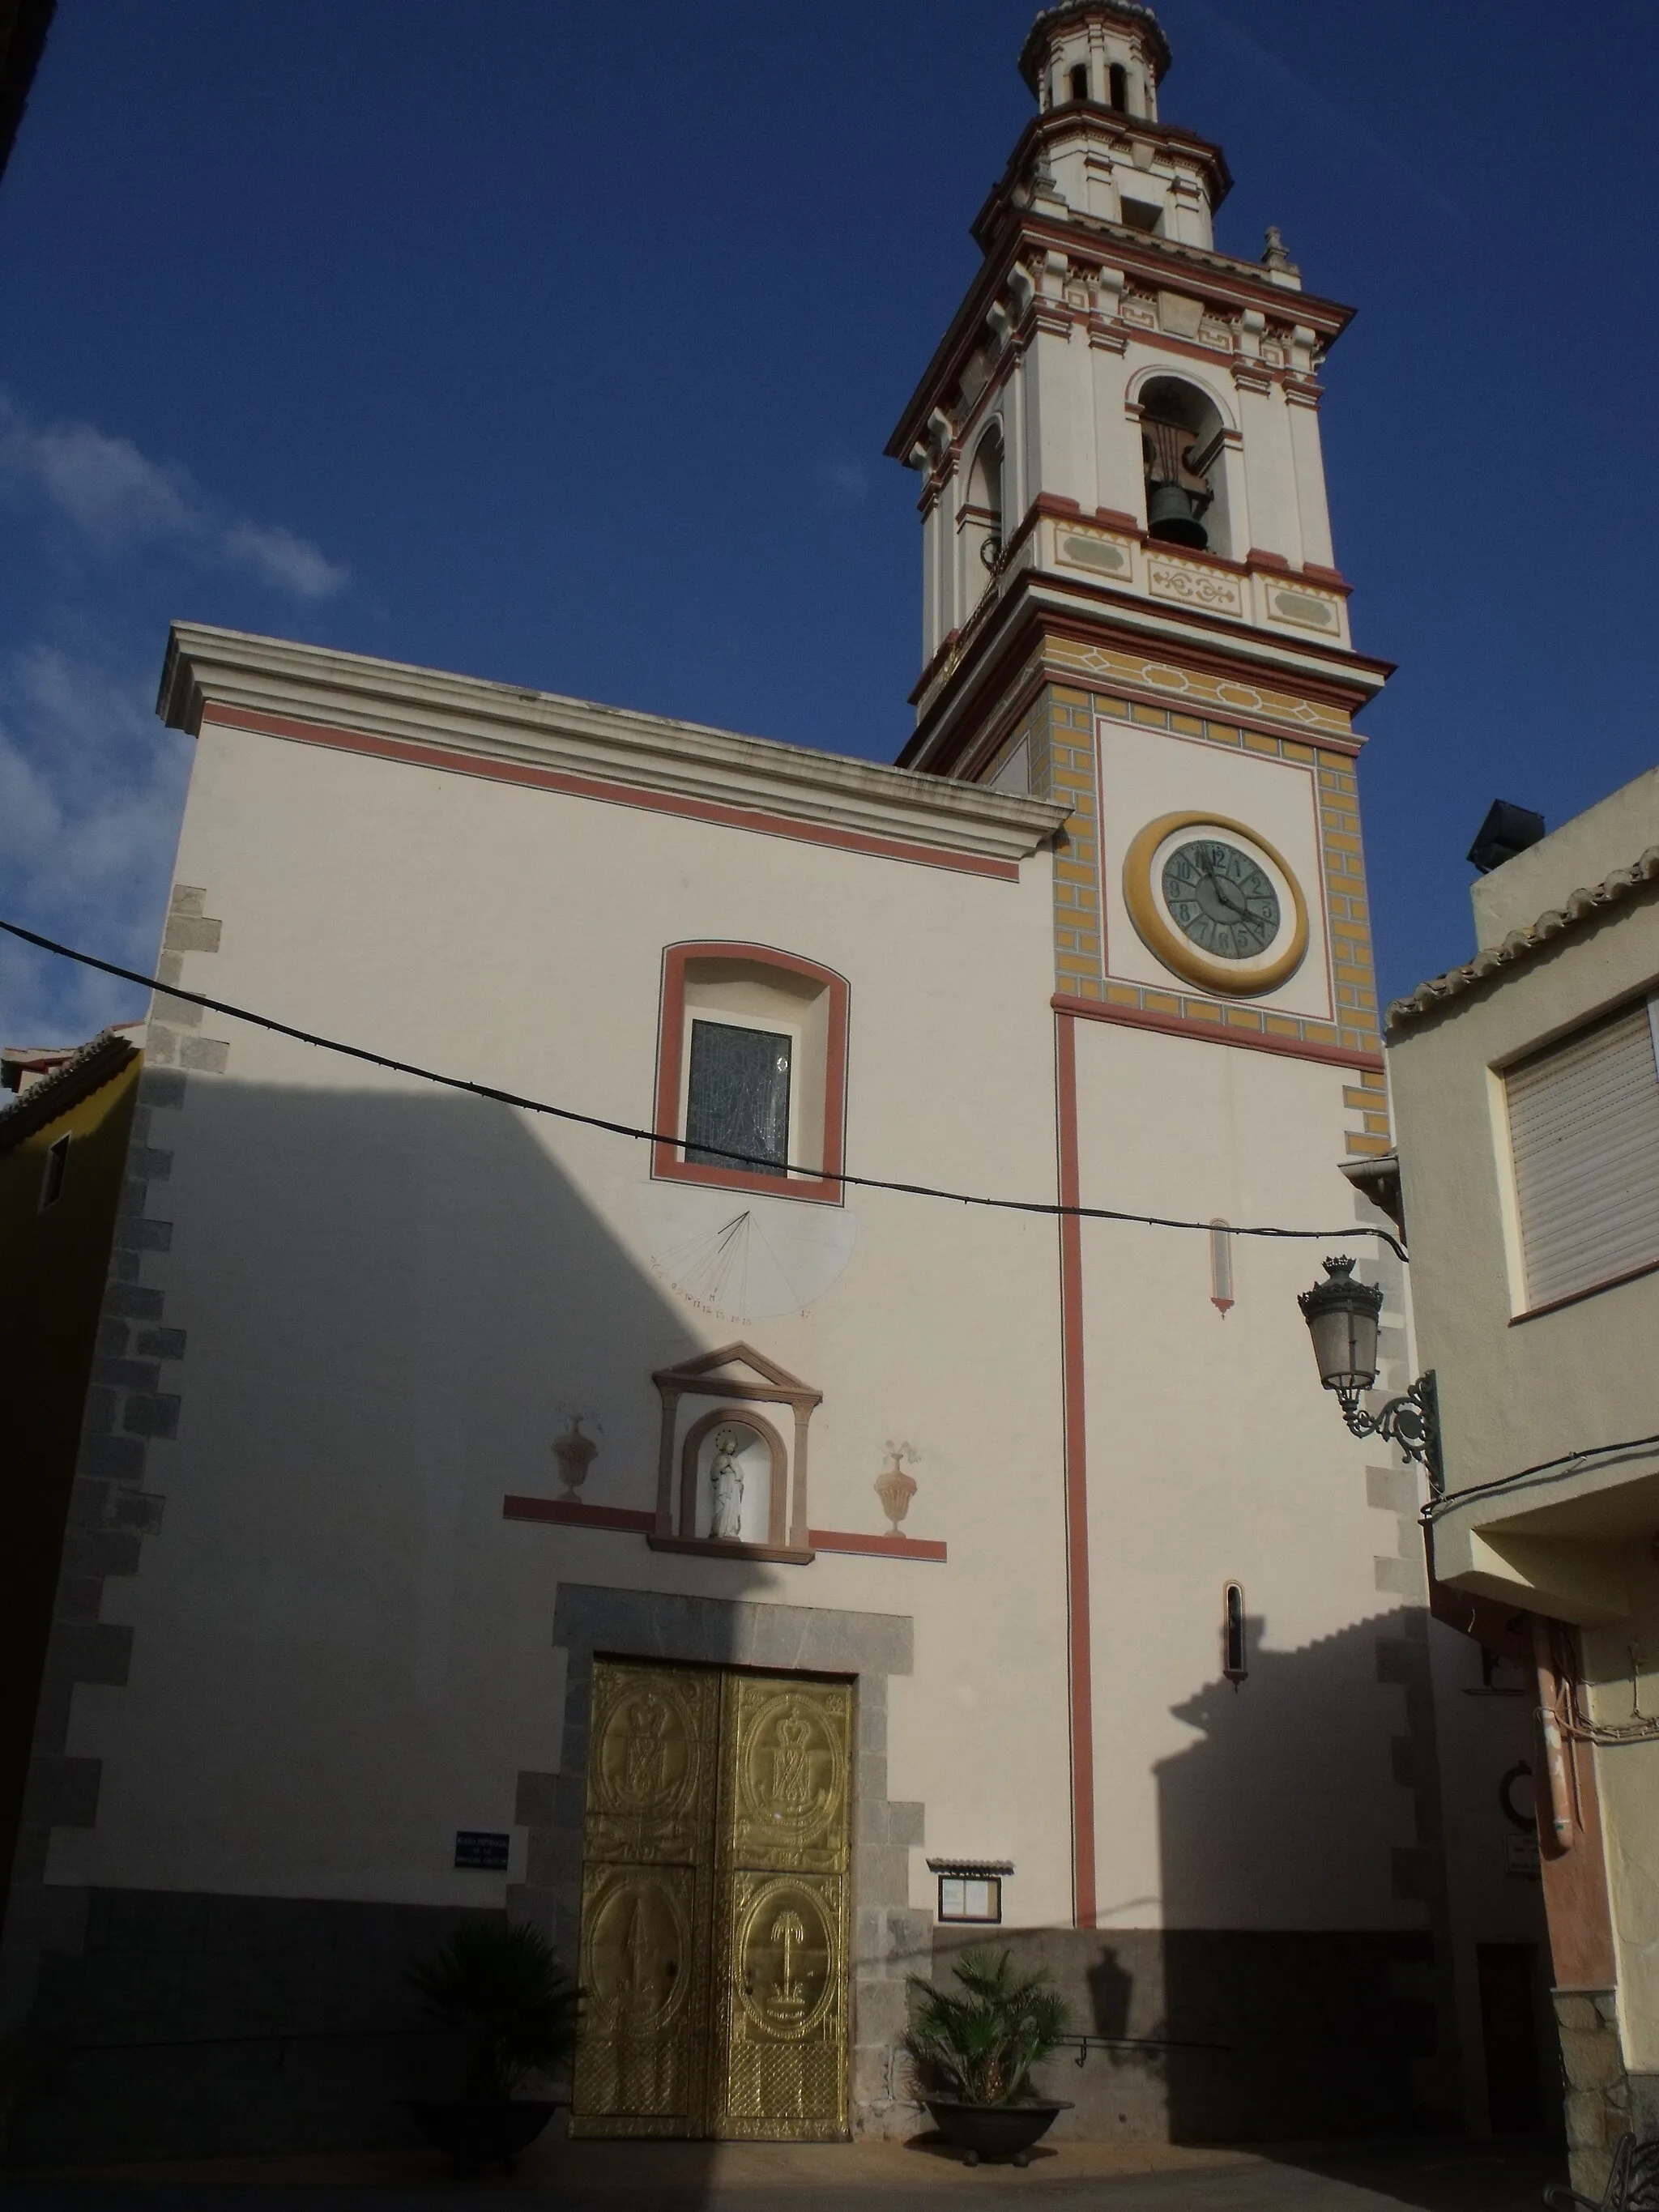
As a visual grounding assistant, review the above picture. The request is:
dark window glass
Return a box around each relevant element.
[684,1021,791,1174]
[1224,1582,1247,1681]
[41,1133,70,1208]
[1109,62,1128,109]
[1068,62,1089,100]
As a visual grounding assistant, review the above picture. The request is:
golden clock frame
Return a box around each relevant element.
[1122,808,1310,998]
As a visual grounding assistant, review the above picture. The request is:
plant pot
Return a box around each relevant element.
[923,2096,1070,2167]
[408,2098,557,2173]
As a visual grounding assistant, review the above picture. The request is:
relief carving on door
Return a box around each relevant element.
[572,1664,719,2136]
[571,1660,851,2141]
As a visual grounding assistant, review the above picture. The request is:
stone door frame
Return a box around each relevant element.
[513,1585,928,2135]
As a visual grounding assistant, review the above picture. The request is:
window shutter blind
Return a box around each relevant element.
[1507,999,1659,1307]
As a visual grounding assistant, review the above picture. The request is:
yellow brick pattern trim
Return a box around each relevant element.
[1044,637,1354,739]
[1031,686,1384,1062]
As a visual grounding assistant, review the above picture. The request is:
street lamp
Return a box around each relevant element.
[1297,1256,1443,1494]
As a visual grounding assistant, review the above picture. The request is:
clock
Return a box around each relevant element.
[1123,810,1309,996]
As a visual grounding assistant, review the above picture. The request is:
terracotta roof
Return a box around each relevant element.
[1386,846,1659,1034]
[0,1029,139,1151]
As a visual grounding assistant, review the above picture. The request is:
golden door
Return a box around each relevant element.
[570,1660,851,2141]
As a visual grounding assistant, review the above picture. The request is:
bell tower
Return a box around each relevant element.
[886,0,1391,1066]
[885,1,1411,1946]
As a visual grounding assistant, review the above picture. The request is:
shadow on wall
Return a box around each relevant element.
[1152,1609,1459,2143]
[936,1613,1467,2147]
[6,1075,773,2169]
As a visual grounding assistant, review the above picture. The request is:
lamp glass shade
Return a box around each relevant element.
[1298,1257,1383,1395]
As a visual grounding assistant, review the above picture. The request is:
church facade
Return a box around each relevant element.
[2,2,1546,2162]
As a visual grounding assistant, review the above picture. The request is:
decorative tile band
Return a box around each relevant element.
[1046,637,1354,739]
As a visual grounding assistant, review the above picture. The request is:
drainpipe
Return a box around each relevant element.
[1532,1613,1574,1850]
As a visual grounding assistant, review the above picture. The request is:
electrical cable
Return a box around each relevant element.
[1420,1431,1659,1524]
[0,915,1410,1259]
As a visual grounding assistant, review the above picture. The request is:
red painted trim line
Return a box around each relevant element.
[199,705,1023,882]
[808,1529,948,1562]
[502,1494,946,1561]
[652,941,850,1206]
[1052,992,1384,1073]
[1055,1012,1098,1930]
[502,1496,655,1532]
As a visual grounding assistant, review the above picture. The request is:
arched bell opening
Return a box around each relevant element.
[1140,376,1230,556]
[961,421,1005,602]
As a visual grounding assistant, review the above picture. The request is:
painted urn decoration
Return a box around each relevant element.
[552,1414,599,1501]
[875,1441,919,1536]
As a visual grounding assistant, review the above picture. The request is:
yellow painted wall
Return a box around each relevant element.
[0,1053,139,1921]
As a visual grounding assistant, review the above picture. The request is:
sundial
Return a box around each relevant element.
[636,1183,857,1323]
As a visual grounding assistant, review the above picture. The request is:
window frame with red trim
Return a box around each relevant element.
[651,942,850,1206]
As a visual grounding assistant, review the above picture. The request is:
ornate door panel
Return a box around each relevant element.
[710,1675,852,2140]
[570,1661,852,2141]
[570,1662,720,2136]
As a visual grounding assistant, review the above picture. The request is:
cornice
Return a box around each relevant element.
[159,624,1067,867]
[886,201,1352,462]
[902,559,1388,771]
[1018,207,1350,333]
[973,109,1233,249]
[901,590,1381,779]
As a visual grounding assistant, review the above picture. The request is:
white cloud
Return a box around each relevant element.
[0,644,193,1046]
[0,390,349,598]
[222,519,350,600]
[10,417,197,545]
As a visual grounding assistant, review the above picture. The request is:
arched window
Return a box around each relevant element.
[653,944,849,1204]
[1068,62,1090,102]
[963,423,1004,592]
[1140,376,1230,556]
[1223,1583,1248,1686]
[1108,62,1128,110]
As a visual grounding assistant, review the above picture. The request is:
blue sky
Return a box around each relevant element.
[2,0,1656,1046]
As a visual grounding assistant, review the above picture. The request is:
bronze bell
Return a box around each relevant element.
[1146,478,1211,550]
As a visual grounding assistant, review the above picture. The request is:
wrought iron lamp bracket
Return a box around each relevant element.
[1336,1372,1444,1497]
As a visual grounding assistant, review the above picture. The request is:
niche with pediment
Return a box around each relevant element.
[649,1344,821,1565]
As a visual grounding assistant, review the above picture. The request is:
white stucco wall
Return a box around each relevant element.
[1073,1018,1422,1930]
[51,714,1079,1925]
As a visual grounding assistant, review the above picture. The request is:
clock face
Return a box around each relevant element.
[1161,839,1281,961]
[1122,810,1310,998]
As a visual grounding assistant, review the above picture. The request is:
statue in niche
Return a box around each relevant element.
[709,1426,747,1541]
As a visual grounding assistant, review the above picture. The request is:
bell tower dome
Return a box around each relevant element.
[1020,1,1170,125]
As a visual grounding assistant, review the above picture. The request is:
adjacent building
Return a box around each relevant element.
[1389,769,1659,2193]
[2,1,1540,2163]
[0,1030,143,1976]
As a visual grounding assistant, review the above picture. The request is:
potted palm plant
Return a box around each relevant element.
[407,1920,580,2173]
[903,1949,1072,2167]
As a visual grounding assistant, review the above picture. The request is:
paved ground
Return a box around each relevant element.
[1,2134,1566,2211]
